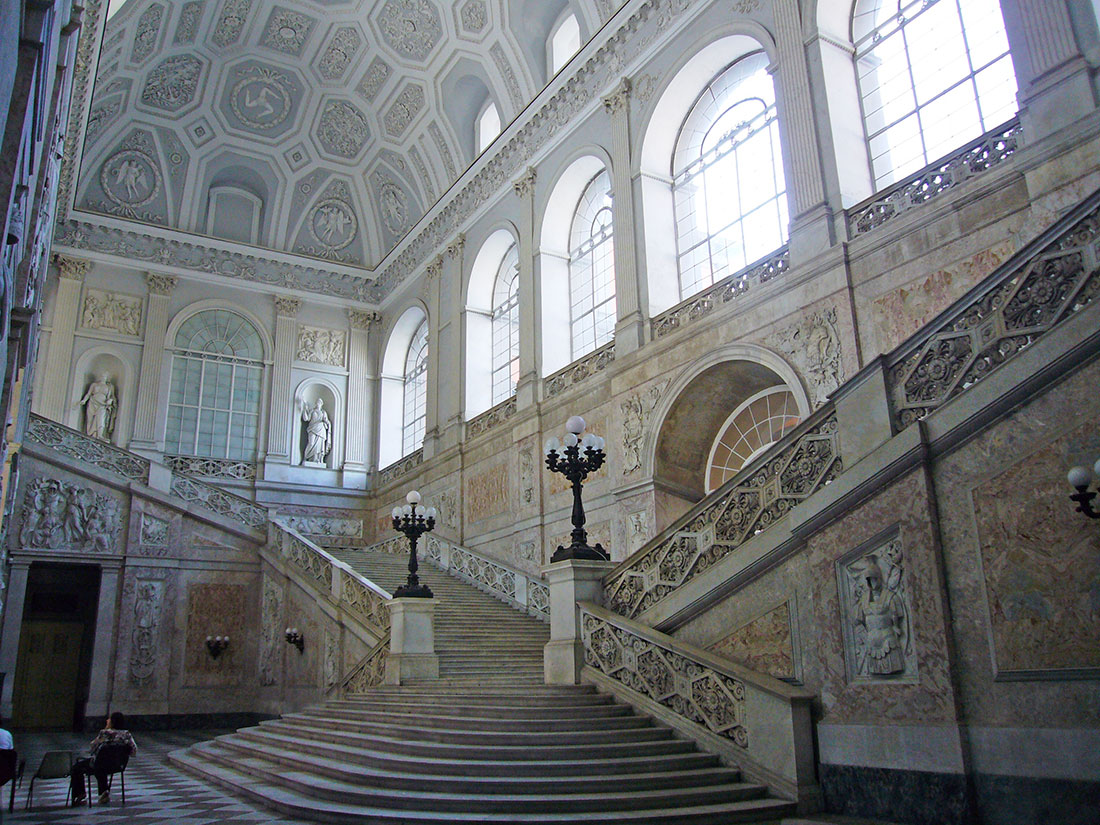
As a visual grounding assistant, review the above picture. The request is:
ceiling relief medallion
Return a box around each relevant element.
[355,57,392,102]
[308,199,359,256]
[315,99,370,160]
[224,62,302,138]
[457,0,488,36]
[375,0,444,63]
[100,149,160,211]
[173,1,205,44]
[140,55,204,114]
[212,0,252,48]
[384,83,425,138]
[261,6,317,56]
[371,171,409,236]
[318,25,363,81]
[131,4,163,64]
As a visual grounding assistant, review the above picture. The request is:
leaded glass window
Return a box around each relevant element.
[706,387,800,492]
[854,0,1018,189]
[672,52,787,300]
[402,319,428,456]
[490,243,520,405]
[166,309,264,461]
[569,170,616,358]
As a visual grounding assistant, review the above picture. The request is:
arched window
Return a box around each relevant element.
[477,100,501,154]
[854,0,1017,189]
[569,170,615,358]
[672,52,787,300]
[166,309,264,460]
[706,386,800,492]
[402,319,428,456]
[490,243,520,405]
[549,12,581,75]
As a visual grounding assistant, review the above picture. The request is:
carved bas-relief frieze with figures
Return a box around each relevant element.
[81,288,143,336]
[18,478,122,553]
[296,325,346,367]
[837,533,917,684]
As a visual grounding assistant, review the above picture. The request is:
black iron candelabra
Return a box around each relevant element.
[285,627,304,653]
[391,490,437,597]
[545,415,610,562]
[1068,458,1100,520]
[205,635,230,658]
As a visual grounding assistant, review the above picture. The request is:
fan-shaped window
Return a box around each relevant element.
[854,0,1017,189]
[166,309,264,461]
[672,52,787,301]
[477,100,501,154]
[569,170,616,358]
[491,243,520,405]
[549,12,581,75]
[402,319,428,456]
[706,387,800,492]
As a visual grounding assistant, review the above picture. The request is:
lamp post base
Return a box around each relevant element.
[393,581,434,598]
[550,541,609,563]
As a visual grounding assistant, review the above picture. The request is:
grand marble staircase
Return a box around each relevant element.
[170,551,797,823]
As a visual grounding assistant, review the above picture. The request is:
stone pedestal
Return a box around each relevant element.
[384,597,439,685]
[543,558,617,685]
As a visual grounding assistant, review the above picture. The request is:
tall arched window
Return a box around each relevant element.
[491,243,520,405]
[402,319,428,456]
[854,0,1017,189]
[569,170,615,358]
[549,12,581,75]
[672,52,787,300]
[166,309,264,460]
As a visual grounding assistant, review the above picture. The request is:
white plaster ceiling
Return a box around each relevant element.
[75,0,607,271]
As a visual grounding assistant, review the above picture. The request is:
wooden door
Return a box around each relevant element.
[12,621,84,729]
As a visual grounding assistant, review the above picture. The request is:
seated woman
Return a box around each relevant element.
[69,711,137,805]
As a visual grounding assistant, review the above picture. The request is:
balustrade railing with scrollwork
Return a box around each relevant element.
[544,341,615,398]
[847,119,1021,237]
[26,414,150,483]
[341,637,389,694]
[467,396,517,438]
[651,246,790,339]
[885,185,1100,429]
[171,475,267,530]
[604,407,842,620]
[165,454,257,480]
[376,449,423,487]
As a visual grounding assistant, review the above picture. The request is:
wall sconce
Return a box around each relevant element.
[205,635,230,658]
[1067,457,1100,520]
[285,627,304,653]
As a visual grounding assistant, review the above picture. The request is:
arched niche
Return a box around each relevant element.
[465,226,519,418]
[69,348,133,447]
[440,59,497,164]
[647,346,810,532]
[378,304,428,468]
[293,378,341,469]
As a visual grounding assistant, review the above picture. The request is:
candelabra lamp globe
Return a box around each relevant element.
[1067,456,1100,520]
[393,489,436,597]
[545,416,611,563]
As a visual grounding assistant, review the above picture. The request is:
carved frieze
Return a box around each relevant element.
[465,463,509,523]
[283,515,362,540]
[620,380,669,476]
[140,513,169,547]
[324,629,339,689]
[767,306,841,407]
[19,478,122,553]
[259,574,283,686]
[81,288,142,335]
[296,325,346,367]
[129,578,165,687]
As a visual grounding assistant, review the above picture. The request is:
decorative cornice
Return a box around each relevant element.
[513,167,537,198]
[602,78,632,115]
[274,296,302,317]
[54,254,90,281]
[446,233,466,259]
[145,273,177,295]
[349,309,382,330]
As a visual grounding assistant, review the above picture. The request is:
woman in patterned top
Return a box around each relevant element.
[69,711,138,805]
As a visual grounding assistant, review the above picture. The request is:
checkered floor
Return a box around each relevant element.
[3,729,314,824]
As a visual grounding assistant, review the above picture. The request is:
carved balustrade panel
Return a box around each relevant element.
[466,396,517,439]
[340,574,392,635]
[581,608,748,747]
[281,532,334,590]
[169,475,267,530]
[165,454,257,480]
[343,640,388,694]
[652,246,790,339]
[528,580,550,619]
[377,449,423,487]
[848,120,1022,237]
[605,412,842,619]
[450,545,517,600]
[544,342,615,398]
[27,414,150,483]
[887,197,1100,429]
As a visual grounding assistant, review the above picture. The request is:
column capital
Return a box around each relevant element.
[513,167,537,198]
[446,233,466,260]
[54,254,90,281]
[349,309,382,330]
[602,77,632,116]
[426,255,444,282]
[146,273,178,295]
[274,295,302,317]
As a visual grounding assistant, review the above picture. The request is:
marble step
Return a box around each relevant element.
[290,707,657,733]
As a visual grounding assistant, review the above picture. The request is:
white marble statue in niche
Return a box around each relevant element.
[300,398,333,465]
[78,373,117,441]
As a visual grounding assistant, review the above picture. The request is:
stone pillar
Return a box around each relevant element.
[772,0,833,262]
[513,168,539,410]
[265,296,301,465]
[437,235,466,450]
[422,257,444,459]
[0,560,31,716]
[384,598,439,684]
[603,79,646,355]
[1000,0,1097,140]
[36,255,87,421]
[86,562,122,719]
[344,310,380,487]
[130,273,177,452]
[543,558,617,684]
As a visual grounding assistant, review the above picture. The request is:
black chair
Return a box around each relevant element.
[86,742,130,806]
[0,750,15,821]
[24,750,72,809]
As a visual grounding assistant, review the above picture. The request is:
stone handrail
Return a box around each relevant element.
[579,601,815,801]
[847,118,1021,237]
[604,405,842,620]
[273,520,393,639]
[651,246,790,339]
[885,183,1100,429]
[340,637,389,695]
[26,414,151,483]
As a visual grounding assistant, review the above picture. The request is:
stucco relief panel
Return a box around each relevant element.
[465,462,509,524]
[18,477,123,554]
[120,568,173,697]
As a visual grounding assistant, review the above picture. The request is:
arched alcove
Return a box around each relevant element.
[69,348,132,447]
[293,378,341,469]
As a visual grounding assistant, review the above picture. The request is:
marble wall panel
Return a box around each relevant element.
[709,601,796,681]
[465,461,509,523]
[183,583,248,686]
